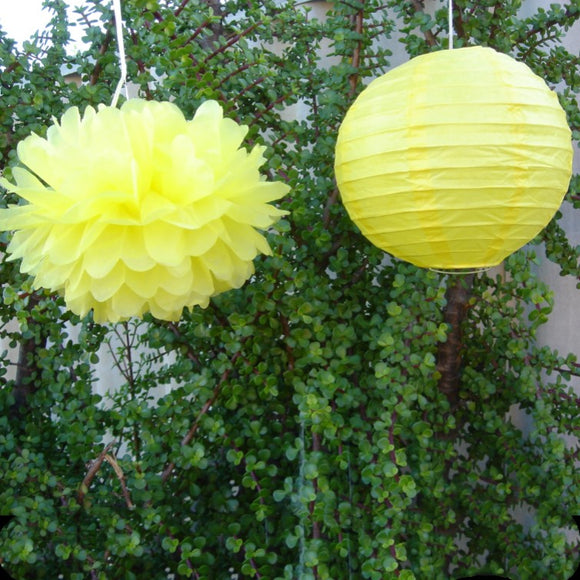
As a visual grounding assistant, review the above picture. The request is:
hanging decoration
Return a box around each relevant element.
[0,98,290,322]
[334,46,573,270]
[0,0,288,323]
[0,100,288,322]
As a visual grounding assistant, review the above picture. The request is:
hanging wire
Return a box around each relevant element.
[448,0,454,50]
[429,267,491,276]
[297,419,306,578]
[111,0,130,107]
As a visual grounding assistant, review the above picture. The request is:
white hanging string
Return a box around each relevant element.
[111,0,130,107]
[430,267,491,276]
[448,0,454,50]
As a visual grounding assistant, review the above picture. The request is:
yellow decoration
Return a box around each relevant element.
[0,99,288,322]
[335,46,573,269]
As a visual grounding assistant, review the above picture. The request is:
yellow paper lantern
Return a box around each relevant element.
[334,46,573,270]
[0,99,289,322]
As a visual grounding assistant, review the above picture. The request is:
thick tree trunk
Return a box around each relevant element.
[12,294,47,414]
[436,274,474,406]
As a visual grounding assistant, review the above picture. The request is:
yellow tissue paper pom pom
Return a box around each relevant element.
[0,99,289,322]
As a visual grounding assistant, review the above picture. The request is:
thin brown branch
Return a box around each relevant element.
[279,313,295,371]
[13,293,46,414]
[323,188,340,228]
[161,351,242,483]
[90,29,114,86]
[175,0,192,18]
[453,2,467,41]
[104,453,134,509]
[179,19,212,47]
[217,62,252,88]
[203,21,261,64]
[77,442,115,505]
[348,8,365,96]
[237,75,267,99]
[2,60,23,76]
[249,92,292,125]
[525,4,580,39]
[552,367,580,379]
[408,0,437,46]
[130,31,153,100]
[166,322,201,366]
[488,1,504,42]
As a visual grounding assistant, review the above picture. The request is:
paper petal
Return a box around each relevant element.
[0,99,288,321]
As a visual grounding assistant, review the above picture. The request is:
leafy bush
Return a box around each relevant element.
[0,1,579,578]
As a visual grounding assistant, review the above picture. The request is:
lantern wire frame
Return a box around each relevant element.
[429,267,491,276]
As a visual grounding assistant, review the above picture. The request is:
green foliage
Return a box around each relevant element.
[0,1,579,578]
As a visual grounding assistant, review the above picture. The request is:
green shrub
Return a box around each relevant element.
[0,1,579,578]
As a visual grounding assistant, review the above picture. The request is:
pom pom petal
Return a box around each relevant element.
[0,99,289,322]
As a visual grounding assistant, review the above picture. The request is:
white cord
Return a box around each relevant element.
[297,420,306,576]
[429,267,491,275]
[448,0,454,50]
[111,0,130,107]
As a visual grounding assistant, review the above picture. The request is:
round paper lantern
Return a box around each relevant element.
[0,99,289,322]
[334,46,573,270]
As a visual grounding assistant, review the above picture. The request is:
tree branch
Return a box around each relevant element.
[77,442,115,505]
[13,293,47,415]
[161,351,242,483]
[104,453,134,509]
[436,274,474,406]
[348,7,365,96]
[408,0,437,47]
[90,29,114,86]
